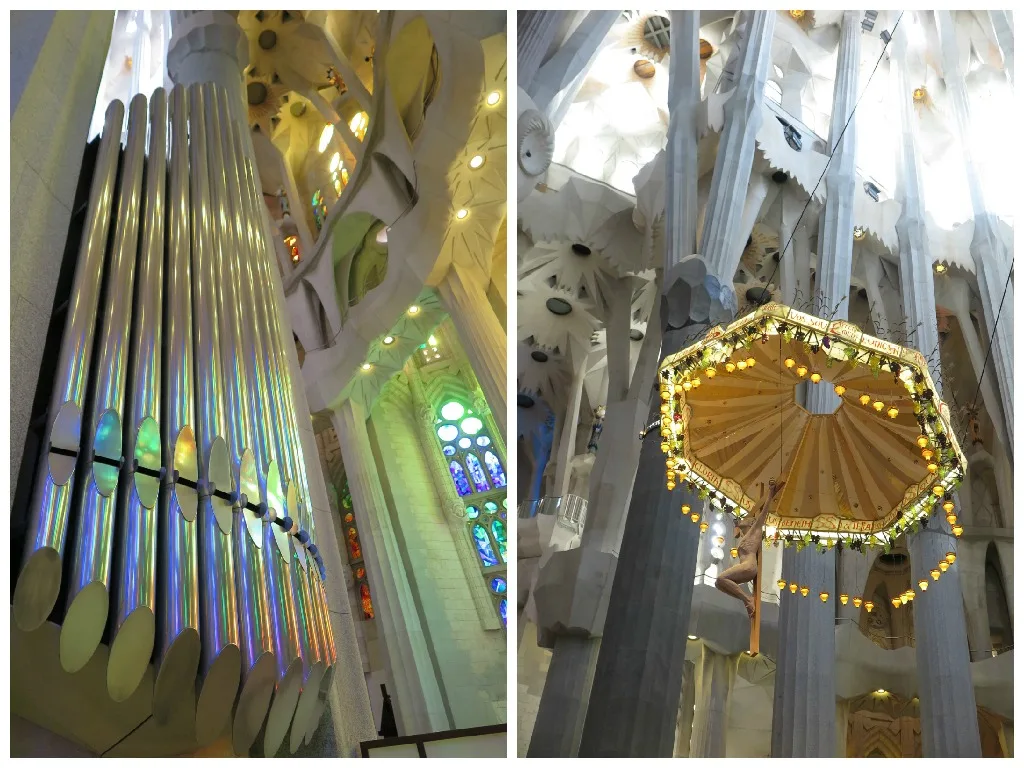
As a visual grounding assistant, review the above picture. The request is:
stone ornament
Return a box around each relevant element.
[517,88,555,202]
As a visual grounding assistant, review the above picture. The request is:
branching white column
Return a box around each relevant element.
[935,10,1014,448]
[700,11,775,281]
[690,646,739,757]
[779,185,812,306]
[518,11,565,93]
[553,356,587,499]
[987,10,1014,84]
[331,400,448,736]
[891,20,982,757]
[530,11,618,117]
[773,11,861,757]
[437,265,507,437]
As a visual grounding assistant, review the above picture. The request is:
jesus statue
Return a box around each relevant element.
[715,480,785,618]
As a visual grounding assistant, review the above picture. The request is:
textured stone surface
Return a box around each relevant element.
[690,646,739,757]
[517,11,564,92]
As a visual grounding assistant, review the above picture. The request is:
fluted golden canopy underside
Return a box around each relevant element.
[657,304,966,543]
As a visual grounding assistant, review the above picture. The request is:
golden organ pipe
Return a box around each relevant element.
[152,83,202,723]
[62,93,148,676]
[13,99,124,634]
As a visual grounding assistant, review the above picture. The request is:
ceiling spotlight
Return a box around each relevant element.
[456,209,469,220]
[913,86,927,103]
[934,263,947,274]
[469,155,485,169]
[382,335,395,345]
[789,10,806,21]
[408,305,420,315]
[486,90,501,106]
[361,363,372,371]
[853,226,866,241]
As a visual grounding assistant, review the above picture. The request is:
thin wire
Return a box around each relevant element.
[968,263,1013,410]
[757,12,904,306]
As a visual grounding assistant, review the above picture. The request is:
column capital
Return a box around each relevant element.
[167,10,248,89]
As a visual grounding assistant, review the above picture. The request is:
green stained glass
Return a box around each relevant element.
[461,417,483,435]
[491,518,507,562]
[441,401,465,420]
[484,501,498,513]
[466,505,480,519]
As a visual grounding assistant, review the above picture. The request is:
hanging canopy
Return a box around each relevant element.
[657,303,966,545]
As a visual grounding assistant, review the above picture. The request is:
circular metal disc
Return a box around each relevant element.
[231,652,278,755]
[287,483,306,570]
[48,401,82,486]
[173,426,199,522]
[195,644,242,745]
[133,417,162,509]
[208,437,234,534]
[92,410,122,497]
[107,606,156,702]
[263,658,304,757]
[13,546,62,632]
[152,627,202,723]
[59,580,109,673]
[240,449,262,548]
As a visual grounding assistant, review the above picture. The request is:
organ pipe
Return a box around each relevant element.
[13,81,335,754]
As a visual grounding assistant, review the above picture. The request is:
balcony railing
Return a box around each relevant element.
[517,494,588,532]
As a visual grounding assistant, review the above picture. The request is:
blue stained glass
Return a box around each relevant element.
[465,453,490,492]
[472,523,500,567]
[491,518,507,563]
[484,501,498,513]
[484,450,506,488]
[449,461,471,496]
[466,505,480,519]
[499,598,507,627]
[442,445,456,456]
[490,576,507,594]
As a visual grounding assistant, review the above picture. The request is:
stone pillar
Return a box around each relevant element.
[699,10,775,281]
[518,11,565,93]
[529,11,618,116]
[836,548,871,623]
[690,645,738,757]
[674,660,696,756]
[779,185,812,306]
[526,635,600,757]
[553,357,587,499]
[891,20,982,757]
[735,171,771,263]
[956,539,991,661]
[988,10,1014,84]
[436,264,507,437]
[836,699,850,757]
[331,400,448,735]
[772,11,862,757]
[935,10,1013,447]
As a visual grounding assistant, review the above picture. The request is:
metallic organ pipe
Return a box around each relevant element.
[228,120,328,749]
[152,83,202,723]
[61,93,148,675]
[107,87,167,702]
[188,83,242,747]
[13,99,124,634]
[216,86,303,757]
[202,84,277,756]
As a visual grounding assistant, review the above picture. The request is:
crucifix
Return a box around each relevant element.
[715,480,784,654]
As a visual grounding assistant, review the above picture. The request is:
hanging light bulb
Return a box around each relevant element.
[942,498,955,514]
[796,365,808,377]
[725,360,736,372]
[789,583,798,594]
[692,377,702,388]
[730,547,739,558]
[930,568,940,581]
[865,601,875,613]
[945,552,956,564]
[927,461,938,473]
[706,367,717,378]
[840,594,849,605]
[892,597,902,608]
[700,521,709,533]
[660,389,670,401]
[691,513,701,523]
[736,359,748,370]
[918,579,928,591]
[683,381,692,391]
[834,384,846,396]
[921,447,934,461]
[714,536,725,545]
[800,586,809,597]
[819,591,829,603]
[853,596,863,608]
[887,405,899,419]
[784,357,796,368]
[916,434,929,448]
[667,481,676,490]
[681,504,691,515]
[939,560,949,572]
[946,512,957,525]
[810,372,822,383]
[932,485,944,497]
[674,384,684,394]
[746,357,756,367]
[777,579,787,590]
[952,524,963,537]
[872,400,885,411]
[906,590,915,601]
[859,394,871,406]
[899,592,909,604]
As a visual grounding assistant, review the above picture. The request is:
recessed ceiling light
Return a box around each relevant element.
[486,91,501,106]
[382,335,395,345]
[361,362,372,371]
[408,305,420,315]
[469,155,485,169]
[428,335,437,346]
[456,209,468,220]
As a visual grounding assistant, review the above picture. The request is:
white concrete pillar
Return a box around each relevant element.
[518,11,565,92]
[935,10,1014,448]
[779,184,812,306]
[988,10,1014,84]
[690,645,738,757]
[891,20,982,756]
[700,11,775,281]
[734,171,772,271]
[553,357,587,499]
[836,699,850,757]
[530,11,618,119]
[331,400,448,735]
[437,264,507,437]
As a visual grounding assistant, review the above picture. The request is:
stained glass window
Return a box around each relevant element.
[360,582,374,619]
[449,461,471,496]
[465,453,490,492]
[472,524,500,567]
[466,505,480,519]
[499,599,507,627]
[477,436,491,447]
[442,445,456,456]
[484,451,506,488]
[490,576,507,594]
[491,519,507,563]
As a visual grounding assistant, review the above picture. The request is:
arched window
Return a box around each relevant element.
[985,545,1012,654]
[434,398,508,626]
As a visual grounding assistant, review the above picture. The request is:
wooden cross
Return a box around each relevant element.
[749,549,763,655]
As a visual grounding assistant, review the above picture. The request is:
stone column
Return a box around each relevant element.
[518,11,565,93]
[735,170,772,262]
[690,645,739,757]
[956,539,991,661]
[529,11,618,116]
[988,10,1014,84]
[437,264,507,437]
[836,548,871,623]
[779,184,812,307]
[891,20,982,757]
[772,11,862,757]
[935,10,1014,447]
[836,699,850,757]
[674,660,696,756]
[575,14,719,757]
[553,357,587,499]
[331,400,448,735]
[699,10,775,281]
[526,635,600,757]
